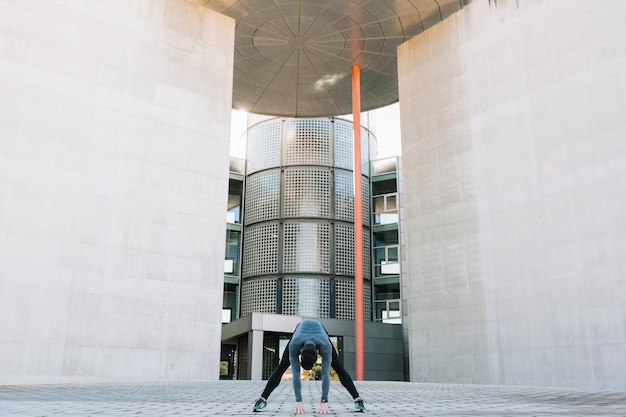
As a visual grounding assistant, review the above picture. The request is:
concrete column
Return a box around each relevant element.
[249,330,265,380]
[398,0,626,389]
[0,0,234,382]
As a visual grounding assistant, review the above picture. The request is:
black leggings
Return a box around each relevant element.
[260,340,360,400]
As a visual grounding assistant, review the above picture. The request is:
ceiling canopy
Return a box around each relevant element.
[199,0,471,117]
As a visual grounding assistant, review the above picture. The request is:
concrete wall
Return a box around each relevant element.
[398,0,626,389]
[0,0,234,382]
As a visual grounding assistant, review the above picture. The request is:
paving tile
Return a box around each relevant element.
[0,380,624,416]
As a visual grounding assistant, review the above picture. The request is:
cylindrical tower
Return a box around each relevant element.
[241,117,371,320]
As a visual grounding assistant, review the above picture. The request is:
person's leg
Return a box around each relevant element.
[259,340,292,400]
[330,343,360,400]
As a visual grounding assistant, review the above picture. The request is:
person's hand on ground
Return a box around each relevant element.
[317,402,330,414]
[294,401,306,414]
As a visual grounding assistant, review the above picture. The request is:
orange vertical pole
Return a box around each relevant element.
[352,65,364,381]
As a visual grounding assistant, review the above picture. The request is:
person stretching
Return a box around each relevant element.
[253,320,366,413]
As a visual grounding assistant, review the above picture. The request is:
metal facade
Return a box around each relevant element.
[241,118,372,320]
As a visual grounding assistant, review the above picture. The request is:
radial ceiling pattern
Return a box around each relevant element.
[199,0,471,117]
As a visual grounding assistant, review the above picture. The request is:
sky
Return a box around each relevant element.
[368,102,402,158]
[229,102,402,160]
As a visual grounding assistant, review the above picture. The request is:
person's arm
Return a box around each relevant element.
[289,345,305,413]
[317,342,332,414]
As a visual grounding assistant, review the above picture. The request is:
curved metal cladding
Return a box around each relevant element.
[242,118,371,320]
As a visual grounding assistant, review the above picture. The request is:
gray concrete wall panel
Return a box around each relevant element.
[398,0,626,389]
[0,0,234,382]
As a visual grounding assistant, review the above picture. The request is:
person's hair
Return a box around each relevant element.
[300,343,317,370]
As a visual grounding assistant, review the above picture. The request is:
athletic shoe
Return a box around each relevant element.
[253,398,267,412]
[354,399,366,412]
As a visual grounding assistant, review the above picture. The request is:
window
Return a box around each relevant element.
[374,244,400,277]
[373,193,398,225]
[227,178,243,224]
[224,230,241,275]
[222,283,239,322]
[375,299,401,324]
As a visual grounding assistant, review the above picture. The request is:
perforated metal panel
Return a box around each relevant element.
[335,223,370,278]
[283,221,331,273]
[364,282,371,320]
[284,119,331,166]
[334,120,353,170]
[247,119,281,174]
[335,169,353,222]
[242,223,279,277]
[335,279,355,320]
[361,127,370,176]
[282,276,330,318]
[283,169,331,218]
[241,117,375,320]
[241,278,277,316]
[362,228,371,278]
[361,176,371,225]
[335,223,354,276]
[335,278,372,321]
[245,170,281,224]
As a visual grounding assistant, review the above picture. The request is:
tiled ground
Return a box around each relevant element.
[0,380,624,416]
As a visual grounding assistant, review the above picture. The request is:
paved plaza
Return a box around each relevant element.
[0,380,624,416]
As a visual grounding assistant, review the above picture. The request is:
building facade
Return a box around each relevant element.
[1,0,625,390]
[371,157,402,325]
[221,117,405,381]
